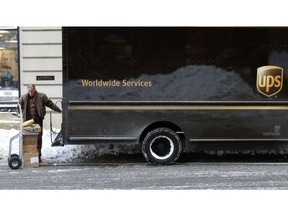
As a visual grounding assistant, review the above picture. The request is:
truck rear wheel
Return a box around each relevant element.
[142,127,182,165]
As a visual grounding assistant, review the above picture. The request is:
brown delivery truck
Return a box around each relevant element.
[54,27,288,164]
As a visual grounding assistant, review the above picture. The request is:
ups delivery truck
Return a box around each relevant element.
[57,27,288,164]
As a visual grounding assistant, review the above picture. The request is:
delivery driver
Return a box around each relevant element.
[18,84,61,162]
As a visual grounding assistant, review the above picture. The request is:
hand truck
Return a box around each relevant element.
[8,104,23,170]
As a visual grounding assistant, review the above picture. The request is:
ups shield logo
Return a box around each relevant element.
[256,65,283,97]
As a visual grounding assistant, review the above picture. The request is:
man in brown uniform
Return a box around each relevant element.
[18,84,61,162]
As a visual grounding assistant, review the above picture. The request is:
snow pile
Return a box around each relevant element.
[0,129,139,163]
[0,129,18,160]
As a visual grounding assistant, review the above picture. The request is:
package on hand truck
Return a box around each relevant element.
[8,106,40,169]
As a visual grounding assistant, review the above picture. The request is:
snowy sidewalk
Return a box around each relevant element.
[0,129,140,164]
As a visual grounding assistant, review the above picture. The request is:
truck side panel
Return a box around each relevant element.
[62,27,288,152]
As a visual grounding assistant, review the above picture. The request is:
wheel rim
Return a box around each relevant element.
[150,135,174,160]
[11,160,19,167]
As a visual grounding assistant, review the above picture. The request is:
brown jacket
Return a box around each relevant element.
[18,91,61,121]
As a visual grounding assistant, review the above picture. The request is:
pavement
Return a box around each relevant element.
[2,153,288,189]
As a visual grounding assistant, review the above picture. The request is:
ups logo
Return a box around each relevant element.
[256,65,283,97]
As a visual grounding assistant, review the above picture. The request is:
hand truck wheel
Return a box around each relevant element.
[8,156,22,170]
[8,154,19,162]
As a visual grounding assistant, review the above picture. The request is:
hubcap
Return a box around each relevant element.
[11,160,19,167]
[150,135,174,160]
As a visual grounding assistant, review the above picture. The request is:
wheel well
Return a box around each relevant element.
[139,121,186,145]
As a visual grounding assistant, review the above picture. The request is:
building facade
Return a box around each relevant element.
[0,27,62,129]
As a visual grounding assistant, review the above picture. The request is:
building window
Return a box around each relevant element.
[0,27,19,109]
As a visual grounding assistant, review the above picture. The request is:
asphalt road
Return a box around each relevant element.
[1,153,288,189]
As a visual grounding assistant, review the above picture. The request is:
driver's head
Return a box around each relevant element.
[27,84,36,97]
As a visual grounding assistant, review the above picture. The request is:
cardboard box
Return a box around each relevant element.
[23,152,39,168]
[23,133,38,145]
[23,133,38,153]
[23,143,38,153]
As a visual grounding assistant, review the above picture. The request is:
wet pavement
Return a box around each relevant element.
[1,153,288,189]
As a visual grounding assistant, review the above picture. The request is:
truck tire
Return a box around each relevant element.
[8,156,22,170]
[142,127,183,165]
